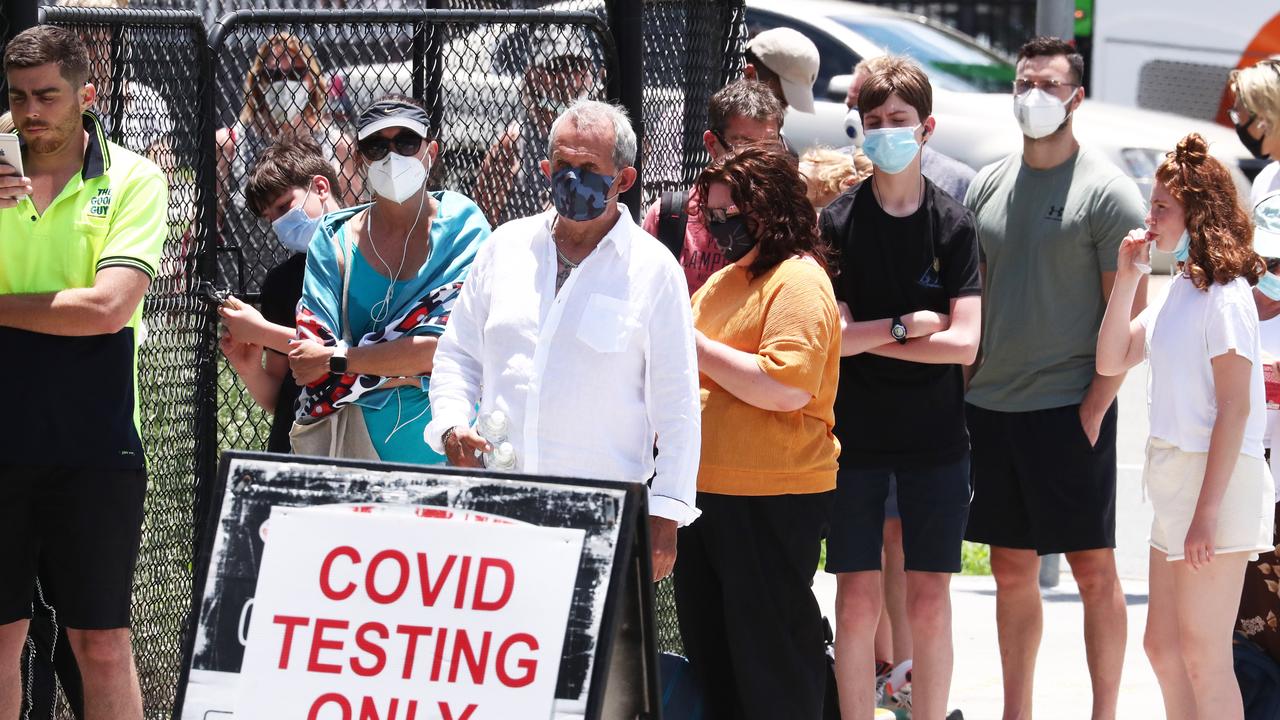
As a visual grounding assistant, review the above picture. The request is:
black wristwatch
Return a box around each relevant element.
[890,316,908,345]
[329,346,349,374]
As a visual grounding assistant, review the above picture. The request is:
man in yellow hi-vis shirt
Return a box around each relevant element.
[0,26,167,720]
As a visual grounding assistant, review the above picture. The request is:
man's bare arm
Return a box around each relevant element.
[0,267,149,336]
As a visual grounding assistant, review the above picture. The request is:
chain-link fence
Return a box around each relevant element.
[16,2,745,714]
[208,9,618,487]
[37,8,217,720]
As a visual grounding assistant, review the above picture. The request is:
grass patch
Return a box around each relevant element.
[961,541,992,575]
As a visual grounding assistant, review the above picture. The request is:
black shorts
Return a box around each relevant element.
[825,453,971,574]
[965,402,1117,555]
[0,464,147,629]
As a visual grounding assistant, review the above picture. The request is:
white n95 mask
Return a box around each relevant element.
[264,80,310,126]
[1014,88,1072,140]
[366,151,430,204]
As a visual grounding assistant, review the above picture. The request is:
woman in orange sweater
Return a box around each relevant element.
[674,142,841,720]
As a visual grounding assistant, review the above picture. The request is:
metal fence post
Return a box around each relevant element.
[611,0,643,220]
[1035,0,1074,40]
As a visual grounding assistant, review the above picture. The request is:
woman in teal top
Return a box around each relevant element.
[291,97,490,464]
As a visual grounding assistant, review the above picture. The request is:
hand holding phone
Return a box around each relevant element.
[0,133,31,209]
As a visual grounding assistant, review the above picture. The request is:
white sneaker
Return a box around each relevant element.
[883,659,913,716]
[874,661,894,705]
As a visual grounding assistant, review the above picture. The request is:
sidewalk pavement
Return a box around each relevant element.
[811,572,1163,718]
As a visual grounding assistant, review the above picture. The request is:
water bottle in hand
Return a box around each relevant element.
[487,441,517,470]
[477,410,508,444]
[477,411,516,469]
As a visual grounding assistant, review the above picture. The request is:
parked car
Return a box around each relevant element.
[746,0,1255,201]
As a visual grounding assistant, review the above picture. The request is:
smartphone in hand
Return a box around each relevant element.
[0,133,27,203]
[0,132,24,178]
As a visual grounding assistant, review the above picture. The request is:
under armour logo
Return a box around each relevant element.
[918,258,942,289]
[1044,205,1065,222]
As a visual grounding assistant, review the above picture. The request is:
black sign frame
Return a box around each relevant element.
[173,450,661,720]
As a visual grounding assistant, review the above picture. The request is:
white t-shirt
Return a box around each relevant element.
[1142,274,1266,458]
[1252,161,1280,209]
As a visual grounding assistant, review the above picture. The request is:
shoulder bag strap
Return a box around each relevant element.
[656,190,689,259]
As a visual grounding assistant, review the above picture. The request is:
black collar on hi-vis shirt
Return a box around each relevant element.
[16,111,111,180]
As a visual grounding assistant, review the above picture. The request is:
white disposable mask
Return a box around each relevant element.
[1014,88,1073,140]
[366,149,430,204]
[264,80,310,125]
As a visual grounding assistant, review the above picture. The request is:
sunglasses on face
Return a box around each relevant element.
[704,205,741,224]
[358,131,425,161]
[1012,78,1079,95]
[1229,107,1257,127]
[263,64,307,83]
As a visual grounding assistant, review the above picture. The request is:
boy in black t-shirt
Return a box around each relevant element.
[221,136,344,452]
[817,56,982,720]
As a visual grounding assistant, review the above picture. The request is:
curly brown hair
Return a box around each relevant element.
[695,141,833,278]
[1155,133,1263,290]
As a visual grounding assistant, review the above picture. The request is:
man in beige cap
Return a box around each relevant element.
[744,27,820,114]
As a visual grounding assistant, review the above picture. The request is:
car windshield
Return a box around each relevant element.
[831,15,1015,93]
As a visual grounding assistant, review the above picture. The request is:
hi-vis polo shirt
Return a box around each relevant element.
[0,112,167,470]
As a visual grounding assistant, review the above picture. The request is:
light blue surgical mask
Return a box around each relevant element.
[862,125,921,175]
[1172,229,1191,263]
[271,185,321,254]
[1259,271,1280,301]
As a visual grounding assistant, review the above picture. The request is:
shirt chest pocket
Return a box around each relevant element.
[576,293,640,354]
[73,217,111,256]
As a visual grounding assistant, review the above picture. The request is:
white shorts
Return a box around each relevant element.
[1144,438,1275,562]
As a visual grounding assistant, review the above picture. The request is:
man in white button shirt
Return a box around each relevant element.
[426,100,702,580]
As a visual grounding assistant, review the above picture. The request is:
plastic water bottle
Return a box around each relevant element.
[476,411,516,469]
[476,410,508,444]
[487,441,517,470]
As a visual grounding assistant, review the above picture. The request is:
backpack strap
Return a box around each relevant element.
[656,190,689,260]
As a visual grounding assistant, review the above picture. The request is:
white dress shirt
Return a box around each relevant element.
[426,206,702,526]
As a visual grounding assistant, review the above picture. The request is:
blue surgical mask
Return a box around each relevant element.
[271,186,321,254]
[550,165,617,222]
[862,125,921,175]
[1172,229,1191,263]
[1259,272,1280,301]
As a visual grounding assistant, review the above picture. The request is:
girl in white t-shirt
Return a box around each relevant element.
[1097,133,1274,720]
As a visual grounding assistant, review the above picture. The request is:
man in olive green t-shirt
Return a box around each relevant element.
[963,37,1147,720]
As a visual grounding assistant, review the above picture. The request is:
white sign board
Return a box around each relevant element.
[236,508,585,720]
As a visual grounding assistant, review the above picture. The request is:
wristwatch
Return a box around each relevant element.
[329,345,348,374]
[890,316,908,345]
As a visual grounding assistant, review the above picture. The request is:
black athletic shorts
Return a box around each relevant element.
[0,464,147,629]
[825,453,971,574]
[964,402,1118,555]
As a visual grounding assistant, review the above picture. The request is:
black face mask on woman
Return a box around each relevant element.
[708,214,757,263]
[1238,121,1269,160]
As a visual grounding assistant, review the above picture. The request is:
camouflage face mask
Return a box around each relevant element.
[550,165,616,221]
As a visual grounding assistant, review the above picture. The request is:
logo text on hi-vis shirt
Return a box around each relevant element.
[87,188,112,218]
